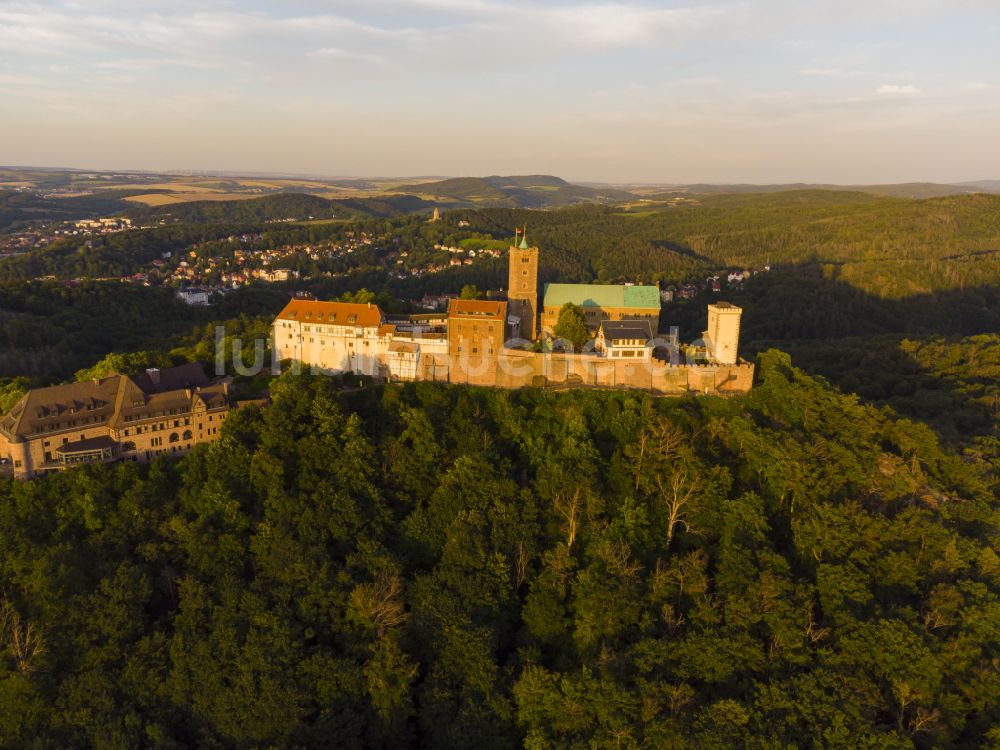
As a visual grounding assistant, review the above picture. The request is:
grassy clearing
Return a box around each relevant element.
[95,182,226,193]
[237,179,332,190]
[613,209,664,218]
[293,218,350,226]
[459,238,508,251]
[124,192,261,206]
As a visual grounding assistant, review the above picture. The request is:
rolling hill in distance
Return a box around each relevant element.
[8,166,1000,214]
[639,182,999,199]
[388,174,637,207]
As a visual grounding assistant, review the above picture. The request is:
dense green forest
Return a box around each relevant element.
[453,191,1000,296]
[125,193,438,226]
[4,189,1000,747]
[772,334,1000,459]
[0,190,134,232]
[7,191,1000,302]
[2,354,1000,747]
[389,175,636,208]
[0,281,284,381]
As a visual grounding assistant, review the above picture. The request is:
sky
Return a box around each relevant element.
[1,0,999,183]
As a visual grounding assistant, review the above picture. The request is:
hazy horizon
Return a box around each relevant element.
[3,1,999,184]
[3,163,1000,189]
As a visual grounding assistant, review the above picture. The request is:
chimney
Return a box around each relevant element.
[145,368,161,385]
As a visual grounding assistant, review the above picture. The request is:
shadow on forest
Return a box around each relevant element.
[650,239,714,264]
[694,265,1000,444]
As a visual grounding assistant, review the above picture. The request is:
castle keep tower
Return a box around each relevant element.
[703,301,742,365]
[507,227,539,340]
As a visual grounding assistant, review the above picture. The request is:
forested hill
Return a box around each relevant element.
[8,190,1000,299]
[651,181,994,199]
[390,174,637,208]
[125,192,437,224]
[2,353,999,747]
[0,190,135,232]
[455,191,1000,296]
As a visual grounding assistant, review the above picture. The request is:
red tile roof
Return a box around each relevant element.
[275,299,384,327]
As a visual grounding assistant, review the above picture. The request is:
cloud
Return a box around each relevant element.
[875,84,921,96]
[962,82,998,91]
[0,2,746,72]
[800,67,885,77]
[4,0,1000,181]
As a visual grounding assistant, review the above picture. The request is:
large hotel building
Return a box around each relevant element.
[0,363,231,479]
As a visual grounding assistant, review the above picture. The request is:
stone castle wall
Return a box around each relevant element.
[446,348,754,395]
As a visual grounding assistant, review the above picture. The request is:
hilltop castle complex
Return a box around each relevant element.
[0,236,753,479]
[273,233,754,393]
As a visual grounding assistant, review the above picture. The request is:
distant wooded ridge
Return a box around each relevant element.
[4,165,1000,209]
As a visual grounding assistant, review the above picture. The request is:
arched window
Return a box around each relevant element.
[121,441,136,453]
[169,433,179,443]
[182,430,193,441]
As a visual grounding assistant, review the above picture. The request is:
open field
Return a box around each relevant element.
[238,179,334,190]
[318,190,393,199]
[94,181,226,193]
[124,192,262,206]
[293,218,351,225]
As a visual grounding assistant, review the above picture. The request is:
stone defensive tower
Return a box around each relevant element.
[704,301,742,365]
[507,227,539,340]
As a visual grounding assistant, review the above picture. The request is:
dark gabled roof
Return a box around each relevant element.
[600,319,654,342]
[56,435,118,454]
[0,363,229,439]
[0,376,124,440]
[133,363,209,394]
[194,385,228,409]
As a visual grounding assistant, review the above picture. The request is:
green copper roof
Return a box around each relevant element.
[623,285,662,308]
[542,283,661,310]
[518,235,529,250]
